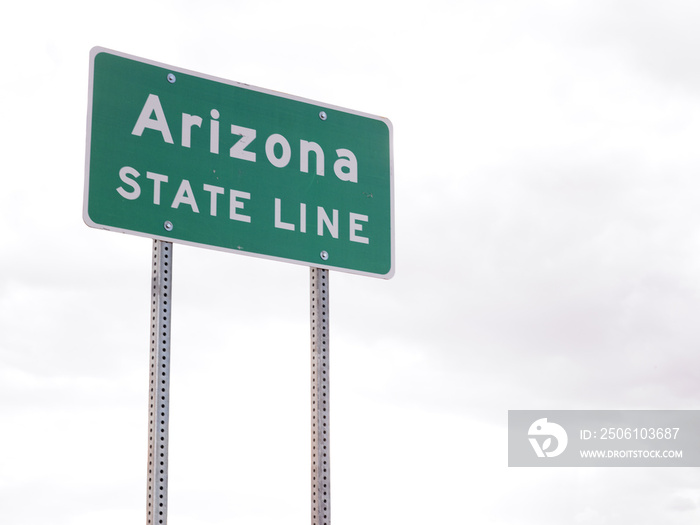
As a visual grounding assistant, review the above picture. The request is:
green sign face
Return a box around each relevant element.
[84,47,394,278]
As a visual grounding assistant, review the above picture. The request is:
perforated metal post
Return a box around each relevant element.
[147,240,173,525]
[310,268,330,525]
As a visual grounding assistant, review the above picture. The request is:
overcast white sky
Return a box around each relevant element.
[3,1,700,524]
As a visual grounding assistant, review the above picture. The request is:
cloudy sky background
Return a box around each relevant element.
[3,1,700,523]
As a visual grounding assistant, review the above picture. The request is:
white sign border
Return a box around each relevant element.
[84,46,395,279]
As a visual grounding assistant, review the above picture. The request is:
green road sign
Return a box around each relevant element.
[84,47,394,278]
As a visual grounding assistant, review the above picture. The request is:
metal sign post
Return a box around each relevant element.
[310,267,330,525]
[146,240,173,525]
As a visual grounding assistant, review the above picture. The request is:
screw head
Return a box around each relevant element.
[164,221,174,231]
[319,111,328,121]
[320,250,329,261]
[167,73,176,84]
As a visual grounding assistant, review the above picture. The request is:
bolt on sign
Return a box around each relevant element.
[84,47,394,278]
